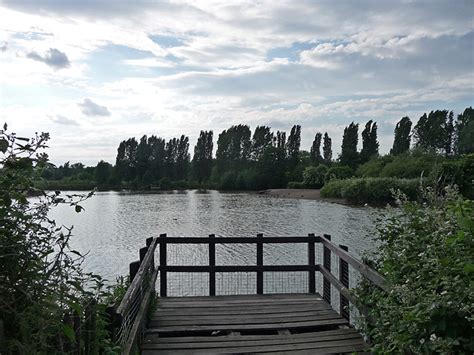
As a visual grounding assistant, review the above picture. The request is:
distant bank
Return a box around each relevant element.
[258,188,348,205]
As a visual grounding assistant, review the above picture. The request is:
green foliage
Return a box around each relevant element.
[355,189,474,353]
[455,107,474,154]
[339,122,359,168]
[286,124,301,166]
[192,130,213,183]
[251,126,273,161]
[322,132,332,163]
[310,132,323,163]
[321,177,420,204]
[325,165,354,181]
[379,151,439,178]
[360,120,379,163]
[303,165,328,188]
[287,181,305,189]
[413,110,455,155]
[391,116,412,155]
[0,125,120,352]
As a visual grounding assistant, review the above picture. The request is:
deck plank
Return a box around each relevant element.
[142,293,366,354]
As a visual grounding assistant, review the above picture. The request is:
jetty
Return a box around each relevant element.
[107,234,387,354]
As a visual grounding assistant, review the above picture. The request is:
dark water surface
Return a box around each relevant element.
[50,190,378,298]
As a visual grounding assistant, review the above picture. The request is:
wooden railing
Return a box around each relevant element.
[107,237,158,355]
[157,233,387,322]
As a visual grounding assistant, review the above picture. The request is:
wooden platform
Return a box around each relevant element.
[141,293,367,354]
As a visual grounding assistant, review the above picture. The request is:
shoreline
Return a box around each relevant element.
[258,188,348,205]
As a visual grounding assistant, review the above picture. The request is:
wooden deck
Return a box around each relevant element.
[141,293,367,354]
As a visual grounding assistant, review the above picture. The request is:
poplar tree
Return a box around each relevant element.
[192,130,213,183]
[310,132,323,163]
[323,132,332,162]
[287,125,301,165]
[339,122,359,167]
[251,126,273,161]
[390,116,412,155]
[455,107,474,154]
[360,120,379,163]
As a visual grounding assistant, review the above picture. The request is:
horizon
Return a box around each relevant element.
[1,0,473,166]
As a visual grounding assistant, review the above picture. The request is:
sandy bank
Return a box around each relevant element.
[259,188,348,205]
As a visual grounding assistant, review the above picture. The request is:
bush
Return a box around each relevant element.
[303,165,328,188]
[355,189,474,353]
[380,152,440,178]
[325,165,354,181]
[321,177,421,204]
[287,181,305,189]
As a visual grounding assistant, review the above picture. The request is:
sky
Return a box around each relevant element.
[0,0,473,166]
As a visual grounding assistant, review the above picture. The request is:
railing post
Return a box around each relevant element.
[308,233,316,293]
[323,234,331,304]
[209,234,216,296]
[159,233,167,297]
[139,246,148,262]
[339,244,350,321]
[129,261,140,282]
[146,237,155,270]
[256,233,264,294]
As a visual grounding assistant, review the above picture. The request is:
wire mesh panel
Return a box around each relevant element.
[264,271,308,294]
[216,272,256,295]
[263,243,307,265]
[167,272,209,296]
[216,244,256,266]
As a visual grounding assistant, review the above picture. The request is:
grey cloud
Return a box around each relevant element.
[78,98,111,116]
[26,48,70,69]
[52,115,79,126]
[1,43,7,52]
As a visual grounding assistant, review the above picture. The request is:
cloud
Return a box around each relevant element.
[26,48,70,69]
[1,42,7,52]
[52,115,79,126]
[78,98,111,116]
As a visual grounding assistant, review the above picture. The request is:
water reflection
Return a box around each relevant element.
[50,190,378,288]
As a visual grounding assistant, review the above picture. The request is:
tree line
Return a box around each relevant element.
[39,107,473,191]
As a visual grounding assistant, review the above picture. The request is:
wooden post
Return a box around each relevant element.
[323,234,331,304]
[209,234,216,296]
[339,244,350,321]
[146,237,155,270]
[129,261,140,282]
[159,233,167,297]
[139,246,148,262]
[256,233,264,294]
[308,233,316,293]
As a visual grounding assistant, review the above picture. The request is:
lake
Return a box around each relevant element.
[50,190,378,298]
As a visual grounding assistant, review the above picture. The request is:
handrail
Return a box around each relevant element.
[156,235,322,244]
[112,237,158,355]
[319,236,388,292]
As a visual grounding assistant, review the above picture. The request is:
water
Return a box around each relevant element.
[50,190,378,299]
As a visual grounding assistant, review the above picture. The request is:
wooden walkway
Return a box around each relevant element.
[141,293,367,354]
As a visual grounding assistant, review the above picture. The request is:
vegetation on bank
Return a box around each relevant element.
[0,125,126,353]
[36,107,473,204]
[355,188,474,353]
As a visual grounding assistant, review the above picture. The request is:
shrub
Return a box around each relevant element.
[325,165,354,181]
[321,177,421,204]
[355,188,474,353]
[303,165,328,188]
[287,181,305,189]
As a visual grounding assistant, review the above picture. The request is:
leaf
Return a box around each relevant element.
[463,263,474,274]
[75,205,84,213]
[61,324,76,342]
[0,138,8,153]
[70,250,83,257]
[3,122,7,131]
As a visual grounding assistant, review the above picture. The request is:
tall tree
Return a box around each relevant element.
[115,137,138,181]
[310,132,323,163]
[251,126,273,161]
[323,132,332,163]
[339,122,359,167]
[455,107,474,154]
[413,110,454,155]
[360,120,379,163]
[390,116,412,155]
[95,160,112,186]
[275,131,286,150]
[175,135,190,180]
[136,135,151,180]
[192,130,213,183]
[216,125,251,173]
[148,135,166,181]
[286,125,301,165]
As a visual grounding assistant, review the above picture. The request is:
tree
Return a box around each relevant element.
[115,137,138,181]
[148,135,166,182]
[95,160,112,186]
[310,132,323,163]
[175,135,190,180]
[303,165,328,188]
[216,125,251,173]
[251,126,273,161]
[275,131,287,151]
[287,125,301,166]
[339,122,359,168]
[323,132,332,162]
[413,110,454,155]
[192,130,213,183]
[391,116,412,155]
[455,107,474,155]
[360,120,379,163]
